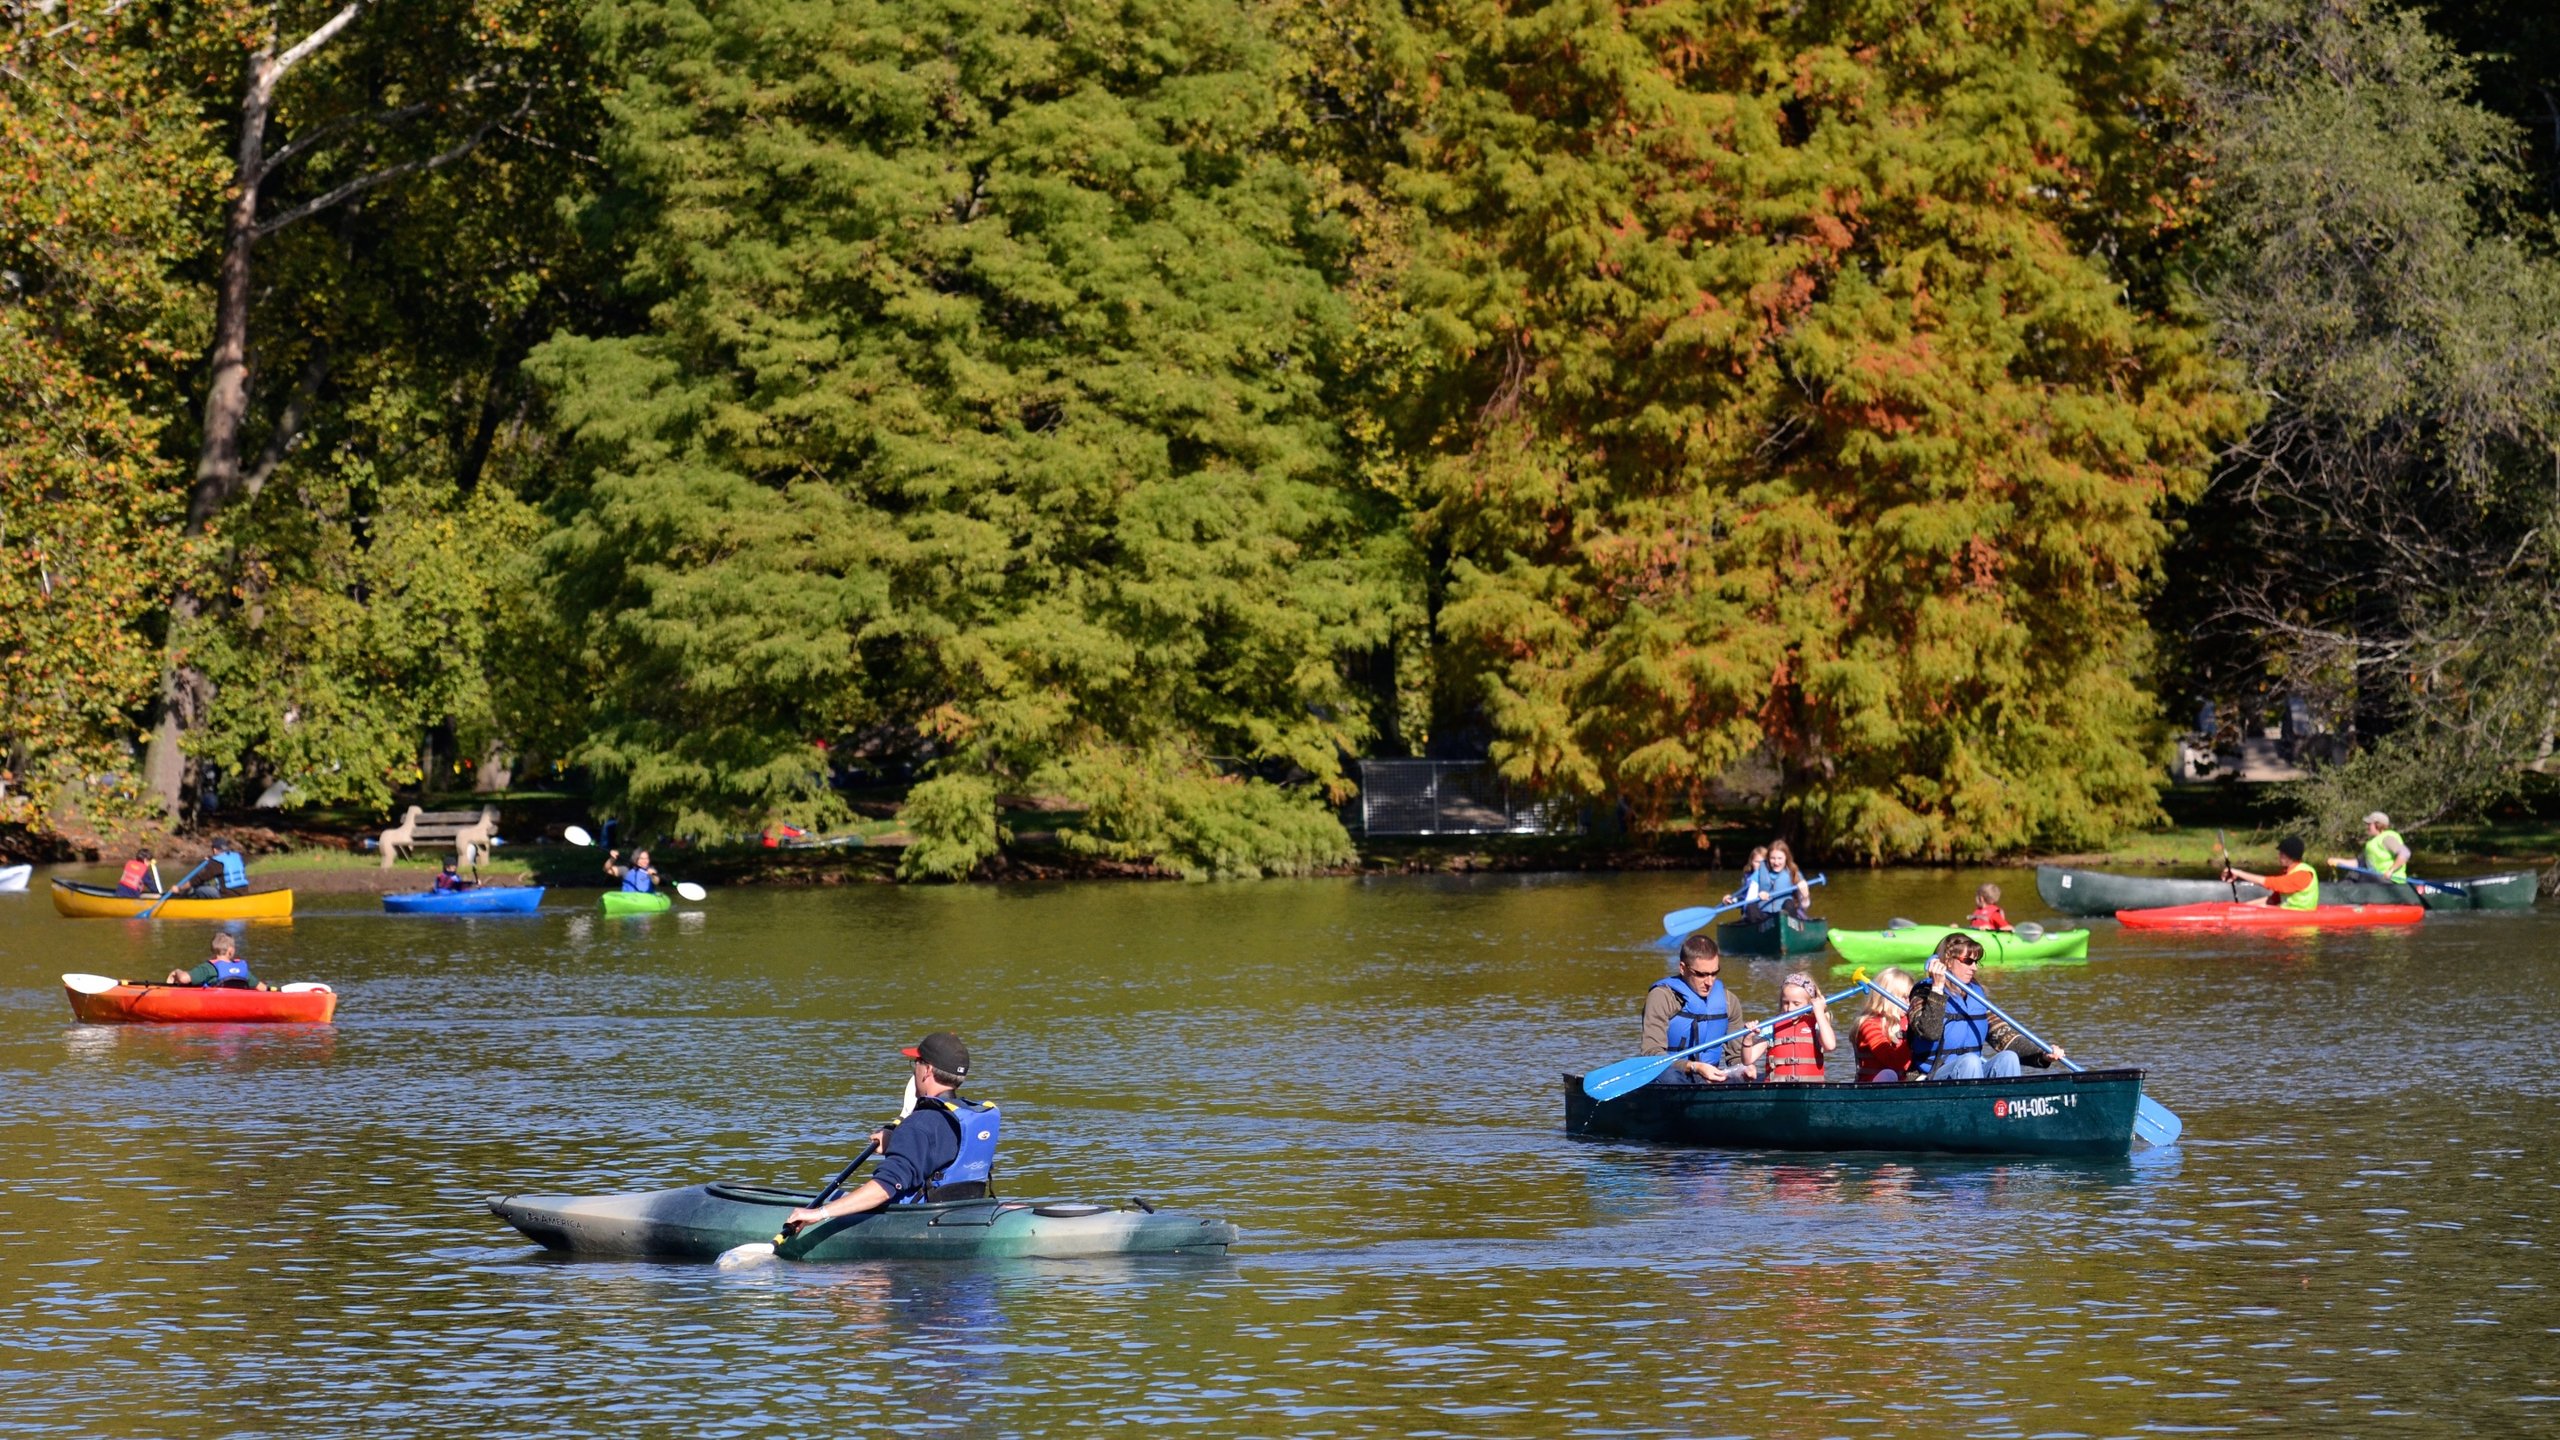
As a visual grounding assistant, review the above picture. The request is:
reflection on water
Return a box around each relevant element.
[0,869,2555,1435]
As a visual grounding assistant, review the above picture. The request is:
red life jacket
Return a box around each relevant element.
[1766,1013,1825,1080]
[118,858,152,890]
[1967,903,2009,930]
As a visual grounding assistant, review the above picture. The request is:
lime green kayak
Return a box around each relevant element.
[1826,923,2090,966]
[600,890,672,916]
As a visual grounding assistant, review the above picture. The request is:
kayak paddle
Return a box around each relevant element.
[714,1139,882,1269]
[1881,974,2182,1149]
[1582,978,1867,1101]
[2215,829,2237,903]
[562,825,709,902]
[63,973,123,995]
[1661,875,1829,937]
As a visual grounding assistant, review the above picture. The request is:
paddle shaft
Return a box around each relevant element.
[2331,861,2463,895]
[137,859,211,919]
[778,1139,881,1241]
[1663,875,1827,939]
[2215,830,2236,903]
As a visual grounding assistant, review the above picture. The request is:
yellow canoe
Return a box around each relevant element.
[50,879,296,920]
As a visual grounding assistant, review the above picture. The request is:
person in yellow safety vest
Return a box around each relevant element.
[2328,812,2411,883]
[2226,835,2320,910]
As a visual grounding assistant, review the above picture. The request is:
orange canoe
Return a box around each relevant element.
[62,975,337,1024]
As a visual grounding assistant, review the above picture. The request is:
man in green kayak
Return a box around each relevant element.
[2328,812,2411,884]
[784,1032,999,1230]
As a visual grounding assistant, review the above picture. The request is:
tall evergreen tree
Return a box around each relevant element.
[540,0,1416,876]
[1385,0,2244,859]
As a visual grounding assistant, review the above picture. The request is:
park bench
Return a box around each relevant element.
[376,805,502,870]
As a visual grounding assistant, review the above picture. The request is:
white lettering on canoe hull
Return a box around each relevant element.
[1992,1094,2077,1119]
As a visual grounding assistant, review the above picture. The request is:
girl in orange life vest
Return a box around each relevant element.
[1764,971,1837,1081]
[1966,882,2010,931]
[115,849,162,898]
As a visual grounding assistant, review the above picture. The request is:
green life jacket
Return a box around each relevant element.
[2279,860,2320,911]
[2361,830,2409,883]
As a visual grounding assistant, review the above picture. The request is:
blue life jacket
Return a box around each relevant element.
[1742,864,1794,914]
[1916,981,1993,1074]
[1651,974,1734,1059]
[203,957,253,988]
[621,869,653,894]
[214,851,249,889]
[896,1095,1000,1203]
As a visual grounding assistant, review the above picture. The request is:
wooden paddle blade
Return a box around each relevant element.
[62,973,121,995]
[674,881,709,902]
[563,825,595,847]
[2134,1096,2183,1148]
[1581,1053,1677,1102]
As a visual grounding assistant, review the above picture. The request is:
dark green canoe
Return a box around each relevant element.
[489,1182,1238,1262]
[2036,864,2539,916]
[1563,1067,2145,1157]
[1716,914,1830,957]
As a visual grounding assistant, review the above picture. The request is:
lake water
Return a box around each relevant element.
[2,866,2553,1437]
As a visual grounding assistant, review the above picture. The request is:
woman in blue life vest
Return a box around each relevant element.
[165,932,265,990]
[784,1031,1000,1233]
[1905,934,2063,1080]
[1736,840,1812,923]
[604,847,658,894]
[1640,932,1763,1082]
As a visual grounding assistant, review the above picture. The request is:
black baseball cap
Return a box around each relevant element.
[901,1031,970,1077]
[2277,835,2305,860]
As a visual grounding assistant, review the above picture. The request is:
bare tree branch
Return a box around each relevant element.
[272,1,367,81]
[255,97,440,182]
[252,97,525,239]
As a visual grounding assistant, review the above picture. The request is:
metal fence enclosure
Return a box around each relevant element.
[1355,760,1572,836]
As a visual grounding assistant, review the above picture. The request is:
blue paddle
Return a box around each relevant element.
[2329,861,2465,897]
[1868,972,2181,1148]
[1582,979,1867,1101]
[136,859,210,919]
[1661,874,1829,937]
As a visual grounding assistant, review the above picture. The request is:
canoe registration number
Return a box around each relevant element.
[1993,1094,2076,1119]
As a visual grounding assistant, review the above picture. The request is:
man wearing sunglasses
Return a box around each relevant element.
[1907,935,2064,1080]
[1642,932,1765,1083]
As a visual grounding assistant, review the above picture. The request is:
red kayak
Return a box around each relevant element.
[2116,902,2425,931]
[62,973,337,1024]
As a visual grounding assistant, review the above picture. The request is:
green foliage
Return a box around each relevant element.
[539,0,1418,869]
[0,17,219,826]
[897,773,1003,881]
[2163,0,2560,793]
[1049,746,1358,878]
[184,447,543,809]
[1384,0,2246,860]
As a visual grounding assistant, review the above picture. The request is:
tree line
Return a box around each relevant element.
[3,0,2553,875]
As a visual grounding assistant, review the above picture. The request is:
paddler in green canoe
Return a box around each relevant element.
[784,1032,1001,1231]
[2328,812,2411,884]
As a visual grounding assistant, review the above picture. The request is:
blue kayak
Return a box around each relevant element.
[382,886,545,915]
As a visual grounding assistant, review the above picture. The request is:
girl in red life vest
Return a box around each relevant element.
[1854,966,1915,1081]
[1765,971,1837,1082]
[1966,882,2010,931]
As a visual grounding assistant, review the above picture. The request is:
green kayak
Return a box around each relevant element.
[599,890,673,916]
[1717,915,1830,957]
[1827,923,2091,967]
[489,1182,1238,1262]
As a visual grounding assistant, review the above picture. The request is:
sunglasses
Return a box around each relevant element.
[1684,966,1719,978]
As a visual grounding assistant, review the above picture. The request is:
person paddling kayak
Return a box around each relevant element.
[165,932,267,990]
[432,856,476,893]
[1733,840,1812,922]
[604,847,658,894]
[785,1032,1000,1231]
[2225,835,2319,910]
[2329,812,2411,884]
